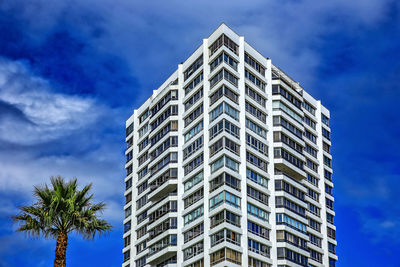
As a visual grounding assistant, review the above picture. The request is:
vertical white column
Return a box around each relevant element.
[176,64,185,265]
[128,112,138,267]
[316,101,329,266]
[265,58,278,267]
[237,35,249,267]
[202,38,211,267]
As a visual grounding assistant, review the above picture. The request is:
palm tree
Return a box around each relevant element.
[12,176,112,267]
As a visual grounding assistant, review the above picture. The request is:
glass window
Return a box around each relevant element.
[302,101,316,115]
[151,105,178,130]
[248,221,269,240]
[324,155,332,168]
[246,168,268,188]
[245,69,265,91]
[246,151,268,172]
[210,85,238,105]
[322,127,331,140]
[327,212,334,224]
[183,136,204,160]
[275,180,305,200]
[248,238,270,257]
[183,241,203,260]
[184,56,203,81]
[210,69,238,88]
[184,188,204,209]
[184,153,204,175]
[184,206,204,225]
[248,186,268,205]
[185,72,204,95]
[247,203,269,222]
[246,101,266,123]
[276,213,307,233]
[272,85,302,109]
[209,34,239,56]
[272,101,302,123]
[322,114,330,127]
[273,116,302,138]
[151,90,178,117]
[276,196,305,217]
[185,87,204,111]
[210,52,238,72]
[184,172,204,192]
[209,192,224,210]
[210,156,239,173]
[245,85,266,107]
[245,53,266,76]
[245,118,267,139]
[185,104,204,127]
[210,172,240,192]
[185,120,203,143]
[184,223,204,243]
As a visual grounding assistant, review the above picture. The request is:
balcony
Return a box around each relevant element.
[147,228,178,249]
[274,160,306,180]
[148,217,177,241]
[209,209,242,233]
[148,179,178,201]
[147,245,177,265]
[274,148,306,180]
[209,246,242,267]
[148,197,178,228]
[147,234,177,265]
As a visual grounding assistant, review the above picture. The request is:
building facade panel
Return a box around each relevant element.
[123,23,337,267]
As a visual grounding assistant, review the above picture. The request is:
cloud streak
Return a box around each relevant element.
[0,58,105,144]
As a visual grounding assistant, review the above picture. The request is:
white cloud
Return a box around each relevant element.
[0,58,104,144]
[3,0,393,101]
[359,211,400,244]
[102,200,124,223]
[0,144,125,224]
[0,57,124,224]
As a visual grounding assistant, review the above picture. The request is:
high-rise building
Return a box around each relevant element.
[123,23,337,267]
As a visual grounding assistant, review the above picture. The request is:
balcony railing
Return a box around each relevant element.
[211,237,240,247]
[210,218,240,229]
[148,242,177,257]
[249,247,270,258]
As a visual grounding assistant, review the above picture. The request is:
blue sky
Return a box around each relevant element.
[0,0,399,266]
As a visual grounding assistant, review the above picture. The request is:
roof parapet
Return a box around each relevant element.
[271,64,303,95]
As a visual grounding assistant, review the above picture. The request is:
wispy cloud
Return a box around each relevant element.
[0,57,124,227]
[0,58,105,144]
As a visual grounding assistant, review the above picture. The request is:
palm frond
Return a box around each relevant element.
[74,218,112,240]
[13,176,112,242]
[12,213,44,238]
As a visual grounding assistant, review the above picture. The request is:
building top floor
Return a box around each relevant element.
[126,23,330,128]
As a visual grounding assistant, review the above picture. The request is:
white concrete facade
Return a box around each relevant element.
[123,23,338,267]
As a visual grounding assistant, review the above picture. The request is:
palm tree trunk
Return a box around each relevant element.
[54,232,68,267]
